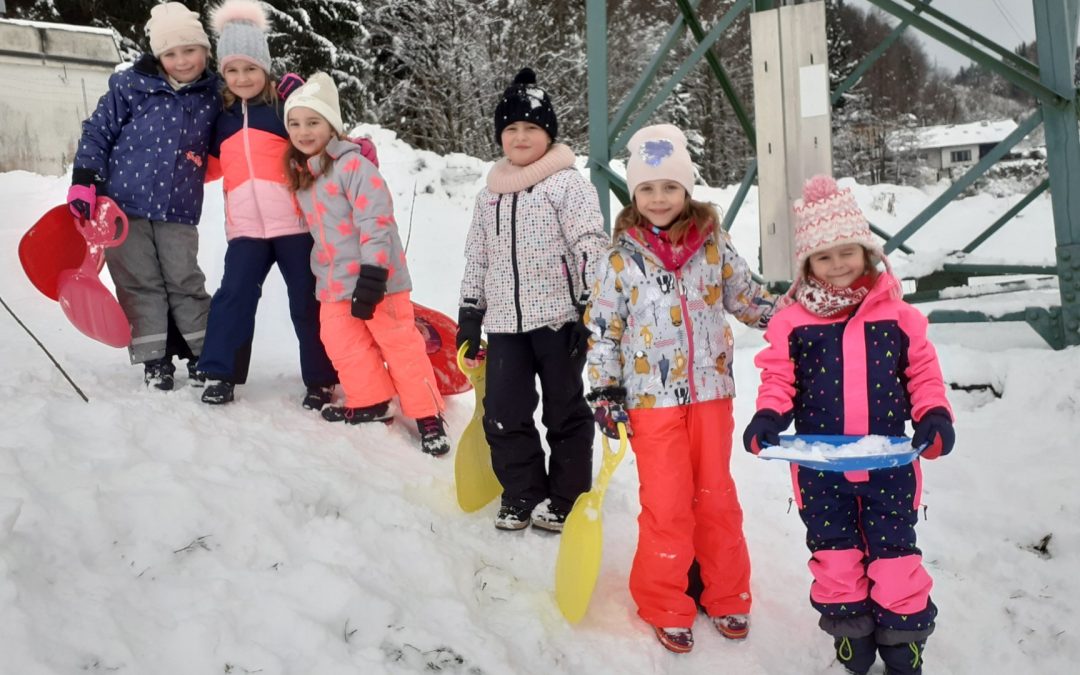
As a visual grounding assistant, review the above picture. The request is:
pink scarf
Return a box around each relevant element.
[486,143,576,194]
[629,224,708,271]
[794,273,874,318]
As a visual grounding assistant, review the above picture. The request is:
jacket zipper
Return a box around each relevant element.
[510,192,523,333]
[675,268,698,403]
[495,194,502,237]
[240,100,267,229]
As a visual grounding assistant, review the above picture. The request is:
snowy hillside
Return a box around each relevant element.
[1,126,1077,674]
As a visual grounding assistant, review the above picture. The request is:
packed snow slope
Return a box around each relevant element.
[1,125,1077,674]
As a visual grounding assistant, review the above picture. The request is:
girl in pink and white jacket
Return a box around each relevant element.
[197,0,337,409]
[744,176,955,675]
[283,72,448,456]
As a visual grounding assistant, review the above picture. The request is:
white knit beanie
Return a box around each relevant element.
[146,2,211,57]
[283,72,344,135]
[626,123,695,198]
[211,0,272,74]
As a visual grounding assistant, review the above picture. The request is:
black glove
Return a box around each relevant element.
[586,387,631,439]
[456,306,484,359]
[567,308,592,360]
[742,409,788,455]
[351,265,388,320]
[913,407,955,459]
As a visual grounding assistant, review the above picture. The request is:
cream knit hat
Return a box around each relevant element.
[283,72,344,135]
[625,123,695,197]
[146,2,211,57]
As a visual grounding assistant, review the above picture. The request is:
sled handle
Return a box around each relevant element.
[456,341,487,378]
[74,200,129,249]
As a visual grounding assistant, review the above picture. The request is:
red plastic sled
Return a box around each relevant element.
[19,204,91,300]
[21,199,132,347]
[413,302,472,395]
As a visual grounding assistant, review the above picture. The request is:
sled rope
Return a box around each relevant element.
[0,293,89,402]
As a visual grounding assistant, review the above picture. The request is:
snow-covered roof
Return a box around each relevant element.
[0,17,114,37]
[910,119,1019,150]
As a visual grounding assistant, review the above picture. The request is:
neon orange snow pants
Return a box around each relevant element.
[319,292,443,418]
[626,398,752,628]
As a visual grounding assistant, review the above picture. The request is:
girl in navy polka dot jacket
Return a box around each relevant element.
[745,176,955,675]
[67,2,220,390]
[455,68,608,532]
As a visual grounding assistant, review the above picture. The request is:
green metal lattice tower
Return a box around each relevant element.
[586,0,1080,349]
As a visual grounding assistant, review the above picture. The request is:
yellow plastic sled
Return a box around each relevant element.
[554,423,629,623]
[454,342,502,512]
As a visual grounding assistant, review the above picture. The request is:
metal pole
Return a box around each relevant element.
[587,0,612,230]
[1033,0,1080,347]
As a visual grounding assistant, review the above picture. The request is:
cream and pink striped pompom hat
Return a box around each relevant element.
[792,175,887,273]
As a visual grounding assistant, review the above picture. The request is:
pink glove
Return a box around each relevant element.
[348,136,379,168]
[67,184,96,220]
[278,72,304,100]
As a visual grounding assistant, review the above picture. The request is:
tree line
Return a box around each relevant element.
[7,0,1077,186]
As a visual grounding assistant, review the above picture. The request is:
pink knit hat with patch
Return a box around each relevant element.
[792,175,887,276]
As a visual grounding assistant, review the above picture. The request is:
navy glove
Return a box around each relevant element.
[742,409,788,455]
[913,407,954,459]
[587,387,631,439]
[351,265,388,320]
[455,306,484,359]
[277,72,304,100]
[567,305,592,360]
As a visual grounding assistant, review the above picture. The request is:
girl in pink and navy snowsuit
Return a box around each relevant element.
[283,72,449,456]
[744,176,956,675]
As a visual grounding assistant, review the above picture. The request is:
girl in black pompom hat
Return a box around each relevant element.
[456,67,608,532]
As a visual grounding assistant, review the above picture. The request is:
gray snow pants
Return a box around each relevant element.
[104,218,210,365]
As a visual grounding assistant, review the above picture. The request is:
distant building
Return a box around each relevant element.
[0,18,121,175]
[889,119,1021,179]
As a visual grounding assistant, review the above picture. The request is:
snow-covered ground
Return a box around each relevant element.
[1,126,1077,674]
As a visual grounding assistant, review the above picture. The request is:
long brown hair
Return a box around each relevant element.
[613,196,721,244]
[284,144,336,192]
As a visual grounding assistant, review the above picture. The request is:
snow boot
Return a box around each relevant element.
[653,626,694,654]
[879,641,925,675]
[530,499,569,532]
[416,415,450,456]
[712,614,750,641]
[187,361,205,387]
[144,358,175,391]
[494,501,534,531]
[321,400,392,424]
[835,635,878,675]
[302,385,335,411]
[201,381,235,405]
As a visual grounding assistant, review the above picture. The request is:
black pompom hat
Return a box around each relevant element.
[493,67,558,146]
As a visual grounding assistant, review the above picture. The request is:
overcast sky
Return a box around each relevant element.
[849,0,1069,73]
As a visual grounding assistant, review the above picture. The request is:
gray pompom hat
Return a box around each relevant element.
[210,0,272,74]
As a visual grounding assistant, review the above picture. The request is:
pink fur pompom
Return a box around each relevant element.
[802,175,838,204]
[211,0,268,35]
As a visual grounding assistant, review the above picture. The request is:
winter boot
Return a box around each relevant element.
[835,635,878,675]
[494,501,535,531]
[653,626,694,654]
[879,641,925,675]
[530,499,569,532]
[187,361,205,387]
[302,385,335,411]
[712,614,750,641]
[201,381,235,405]
[416,415,450,456]
[144,358,175,391]
[321,400,392,425]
